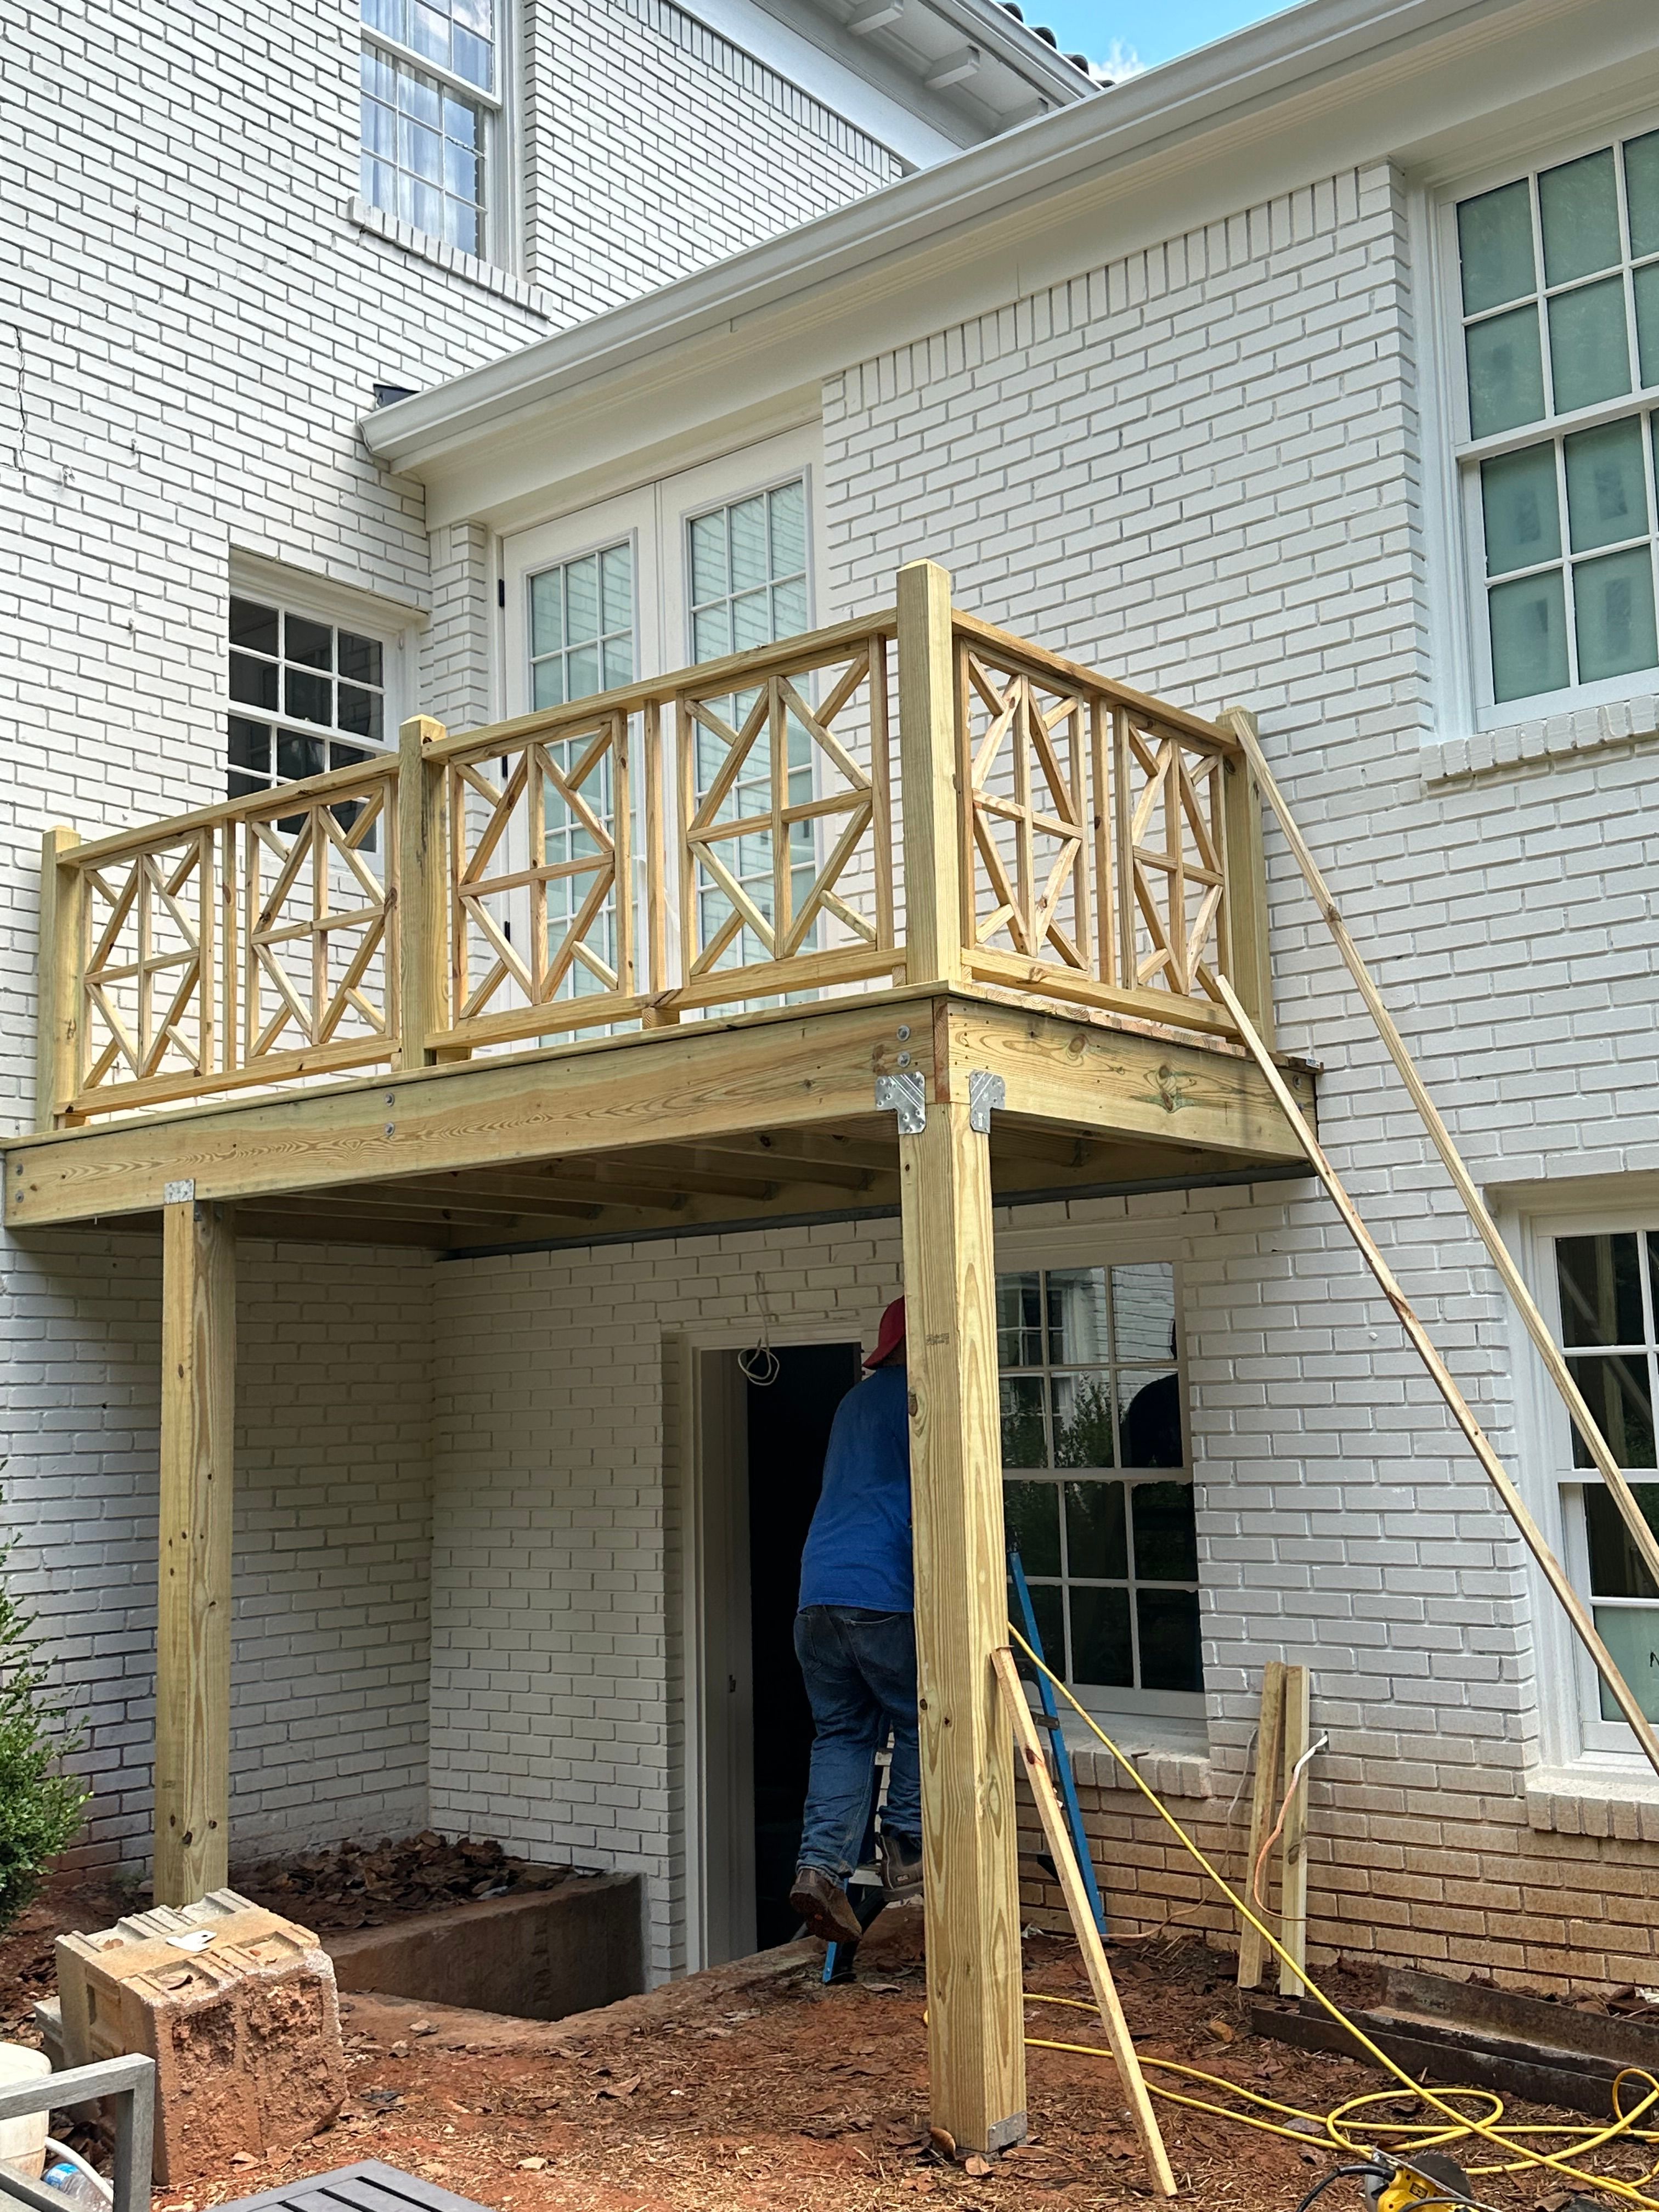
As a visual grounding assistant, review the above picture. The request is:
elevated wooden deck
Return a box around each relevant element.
[7,562,1313,2164]
[9,563,1309,1239]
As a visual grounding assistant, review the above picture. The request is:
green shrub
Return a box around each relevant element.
[0,1510,90,1936]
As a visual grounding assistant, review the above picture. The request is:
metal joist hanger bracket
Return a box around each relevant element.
[968,1069,1005,1134]
[875,1069,927,1135]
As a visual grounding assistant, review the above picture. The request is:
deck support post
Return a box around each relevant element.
[155,1197,236,1906]
[896,560,966,989]
[899,1097,1027,2155]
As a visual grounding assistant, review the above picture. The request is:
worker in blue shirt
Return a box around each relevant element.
[788,1295,922,1945]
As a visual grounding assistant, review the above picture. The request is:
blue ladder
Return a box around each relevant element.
[1008,1548,1107,1936]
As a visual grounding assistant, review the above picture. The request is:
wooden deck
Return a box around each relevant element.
[9,561,1314,2162]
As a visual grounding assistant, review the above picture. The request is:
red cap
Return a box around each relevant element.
[864,1295,906,1369]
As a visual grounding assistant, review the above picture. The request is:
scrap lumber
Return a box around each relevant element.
[1215,974,1659,1780]
[993,1646,1176,2198]
[1235,1662,1285,1991]
[1277,1665,1311,2000]
[1222,707,1659,1622]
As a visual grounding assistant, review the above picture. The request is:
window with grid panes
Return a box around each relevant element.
[686,479,814,976]
[360,0,495,256]
[998,1262,1201,1710]
[1454,130,1659,707]
[521,545,635,1003]
[1548,1228,1659,1732]
[227,598,388,794]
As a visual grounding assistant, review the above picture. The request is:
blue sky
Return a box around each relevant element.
[1025,0,1301,73]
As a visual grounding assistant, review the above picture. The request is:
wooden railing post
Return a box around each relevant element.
[896,561,966,988]
[1219,706,1275,1049]
[36,826,84,1131]
[397,717,448,1069]
[155,1195,235,1906]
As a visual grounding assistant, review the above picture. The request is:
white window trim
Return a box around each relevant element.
[358,0,520,277]
[992,1220,1206,1734]
[1424,104,1659,746]
[1510,1197,1659,1784]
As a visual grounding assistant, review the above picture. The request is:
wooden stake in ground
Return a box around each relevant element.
[993,1646,1177,2198]
[1221,707,1659,1633]
[1214,974,1659,1780]
[1276,1665,1311,2000]
[1235,1661,1285,1991]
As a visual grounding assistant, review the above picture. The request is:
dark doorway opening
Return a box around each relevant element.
[745,1341,862,1949]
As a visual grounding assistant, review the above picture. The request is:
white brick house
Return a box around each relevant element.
[11,0,1659,2030]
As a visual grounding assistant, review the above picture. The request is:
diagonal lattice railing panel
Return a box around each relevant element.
[240,782,395,1071]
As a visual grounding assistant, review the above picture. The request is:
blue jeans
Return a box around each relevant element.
[793,1605,922,1879]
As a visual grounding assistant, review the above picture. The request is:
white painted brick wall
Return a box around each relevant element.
[3,1231,432,1871]
[2,0,908,1874]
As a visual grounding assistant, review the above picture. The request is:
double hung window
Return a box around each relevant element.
[227,597,391,800]
[359,0,497,257]
[997,1260,1201,1715]
[1452,128,1659,710]
[1542,1224,1659,1746]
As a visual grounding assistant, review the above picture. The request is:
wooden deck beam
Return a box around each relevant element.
[3,988,1312,1233]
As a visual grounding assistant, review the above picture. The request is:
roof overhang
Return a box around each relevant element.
[363,0,1659,531]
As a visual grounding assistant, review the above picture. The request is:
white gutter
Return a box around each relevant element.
[360,0,1551,472]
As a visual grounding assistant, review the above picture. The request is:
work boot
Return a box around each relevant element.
[879,1831,924,1900]
[789,1864,863,1944]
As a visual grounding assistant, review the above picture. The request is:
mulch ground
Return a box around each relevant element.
[3,1864,1648,2212]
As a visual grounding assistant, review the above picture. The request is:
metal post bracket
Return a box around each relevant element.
[875,1069,927,1135]
[967,1069,1005,1134]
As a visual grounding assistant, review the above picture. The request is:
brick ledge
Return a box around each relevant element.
[347,199,553,319]
[1526,1764,1659,1841]
[1427,694,1659,786]
[1069,1733,1213,1802]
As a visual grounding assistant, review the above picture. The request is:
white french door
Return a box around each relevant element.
[499,428,825,1009]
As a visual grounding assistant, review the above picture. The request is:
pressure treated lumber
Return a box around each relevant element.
[900,1099,1026,2153]
[994,1647,1175,2196]
[1235,1660,1285,1991]
[397,718,448,1071]
[1216,974,1659,1779]
[1221,706,1659,1639]
[156,1199,235,1905]
[897,561,966,989]
[1277,1664,1311,2000]
[36,826,83,1131]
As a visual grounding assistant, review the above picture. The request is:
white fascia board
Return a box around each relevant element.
[666,0,965,163]
[912,0,1095,99]
[367,0,1652,514]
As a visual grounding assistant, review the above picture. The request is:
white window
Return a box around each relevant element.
[227,596,393,800]
[359,0,497,257]
[996,1260,1201,1718]
[1449,127,1659,714]
[528,544,636,708]
[1538,1222,1659,1752]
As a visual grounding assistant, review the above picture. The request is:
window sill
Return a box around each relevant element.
[1066,1715,1212,1802]
[1426,691,1659,786]
[347,198,552,319]
[1525,1761,1659,1842]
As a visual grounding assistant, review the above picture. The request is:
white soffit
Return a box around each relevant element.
[365,0,1659,527]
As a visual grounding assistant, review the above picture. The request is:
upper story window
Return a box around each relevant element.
[359,0,496,257]
[997,1260,1201,1716]
[529,544,635,708]
[227,596,391,801]
[1453,129,1659,711]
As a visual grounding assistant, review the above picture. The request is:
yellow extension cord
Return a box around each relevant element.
[1008,1627,1659,2202]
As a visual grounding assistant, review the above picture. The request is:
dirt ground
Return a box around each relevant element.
[3,1872,1647,2212]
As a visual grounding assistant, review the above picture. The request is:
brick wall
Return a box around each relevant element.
[1,0,906,1872]
[815,159,1659,1990]
[3,1231,433,1871]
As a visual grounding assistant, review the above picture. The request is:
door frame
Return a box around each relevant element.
[668,1319,870,1973]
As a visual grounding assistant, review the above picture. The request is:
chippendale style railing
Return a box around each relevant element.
[34,563,1273,1126]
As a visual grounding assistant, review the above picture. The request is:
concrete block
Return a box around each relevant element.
[55,1889,345,2183]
